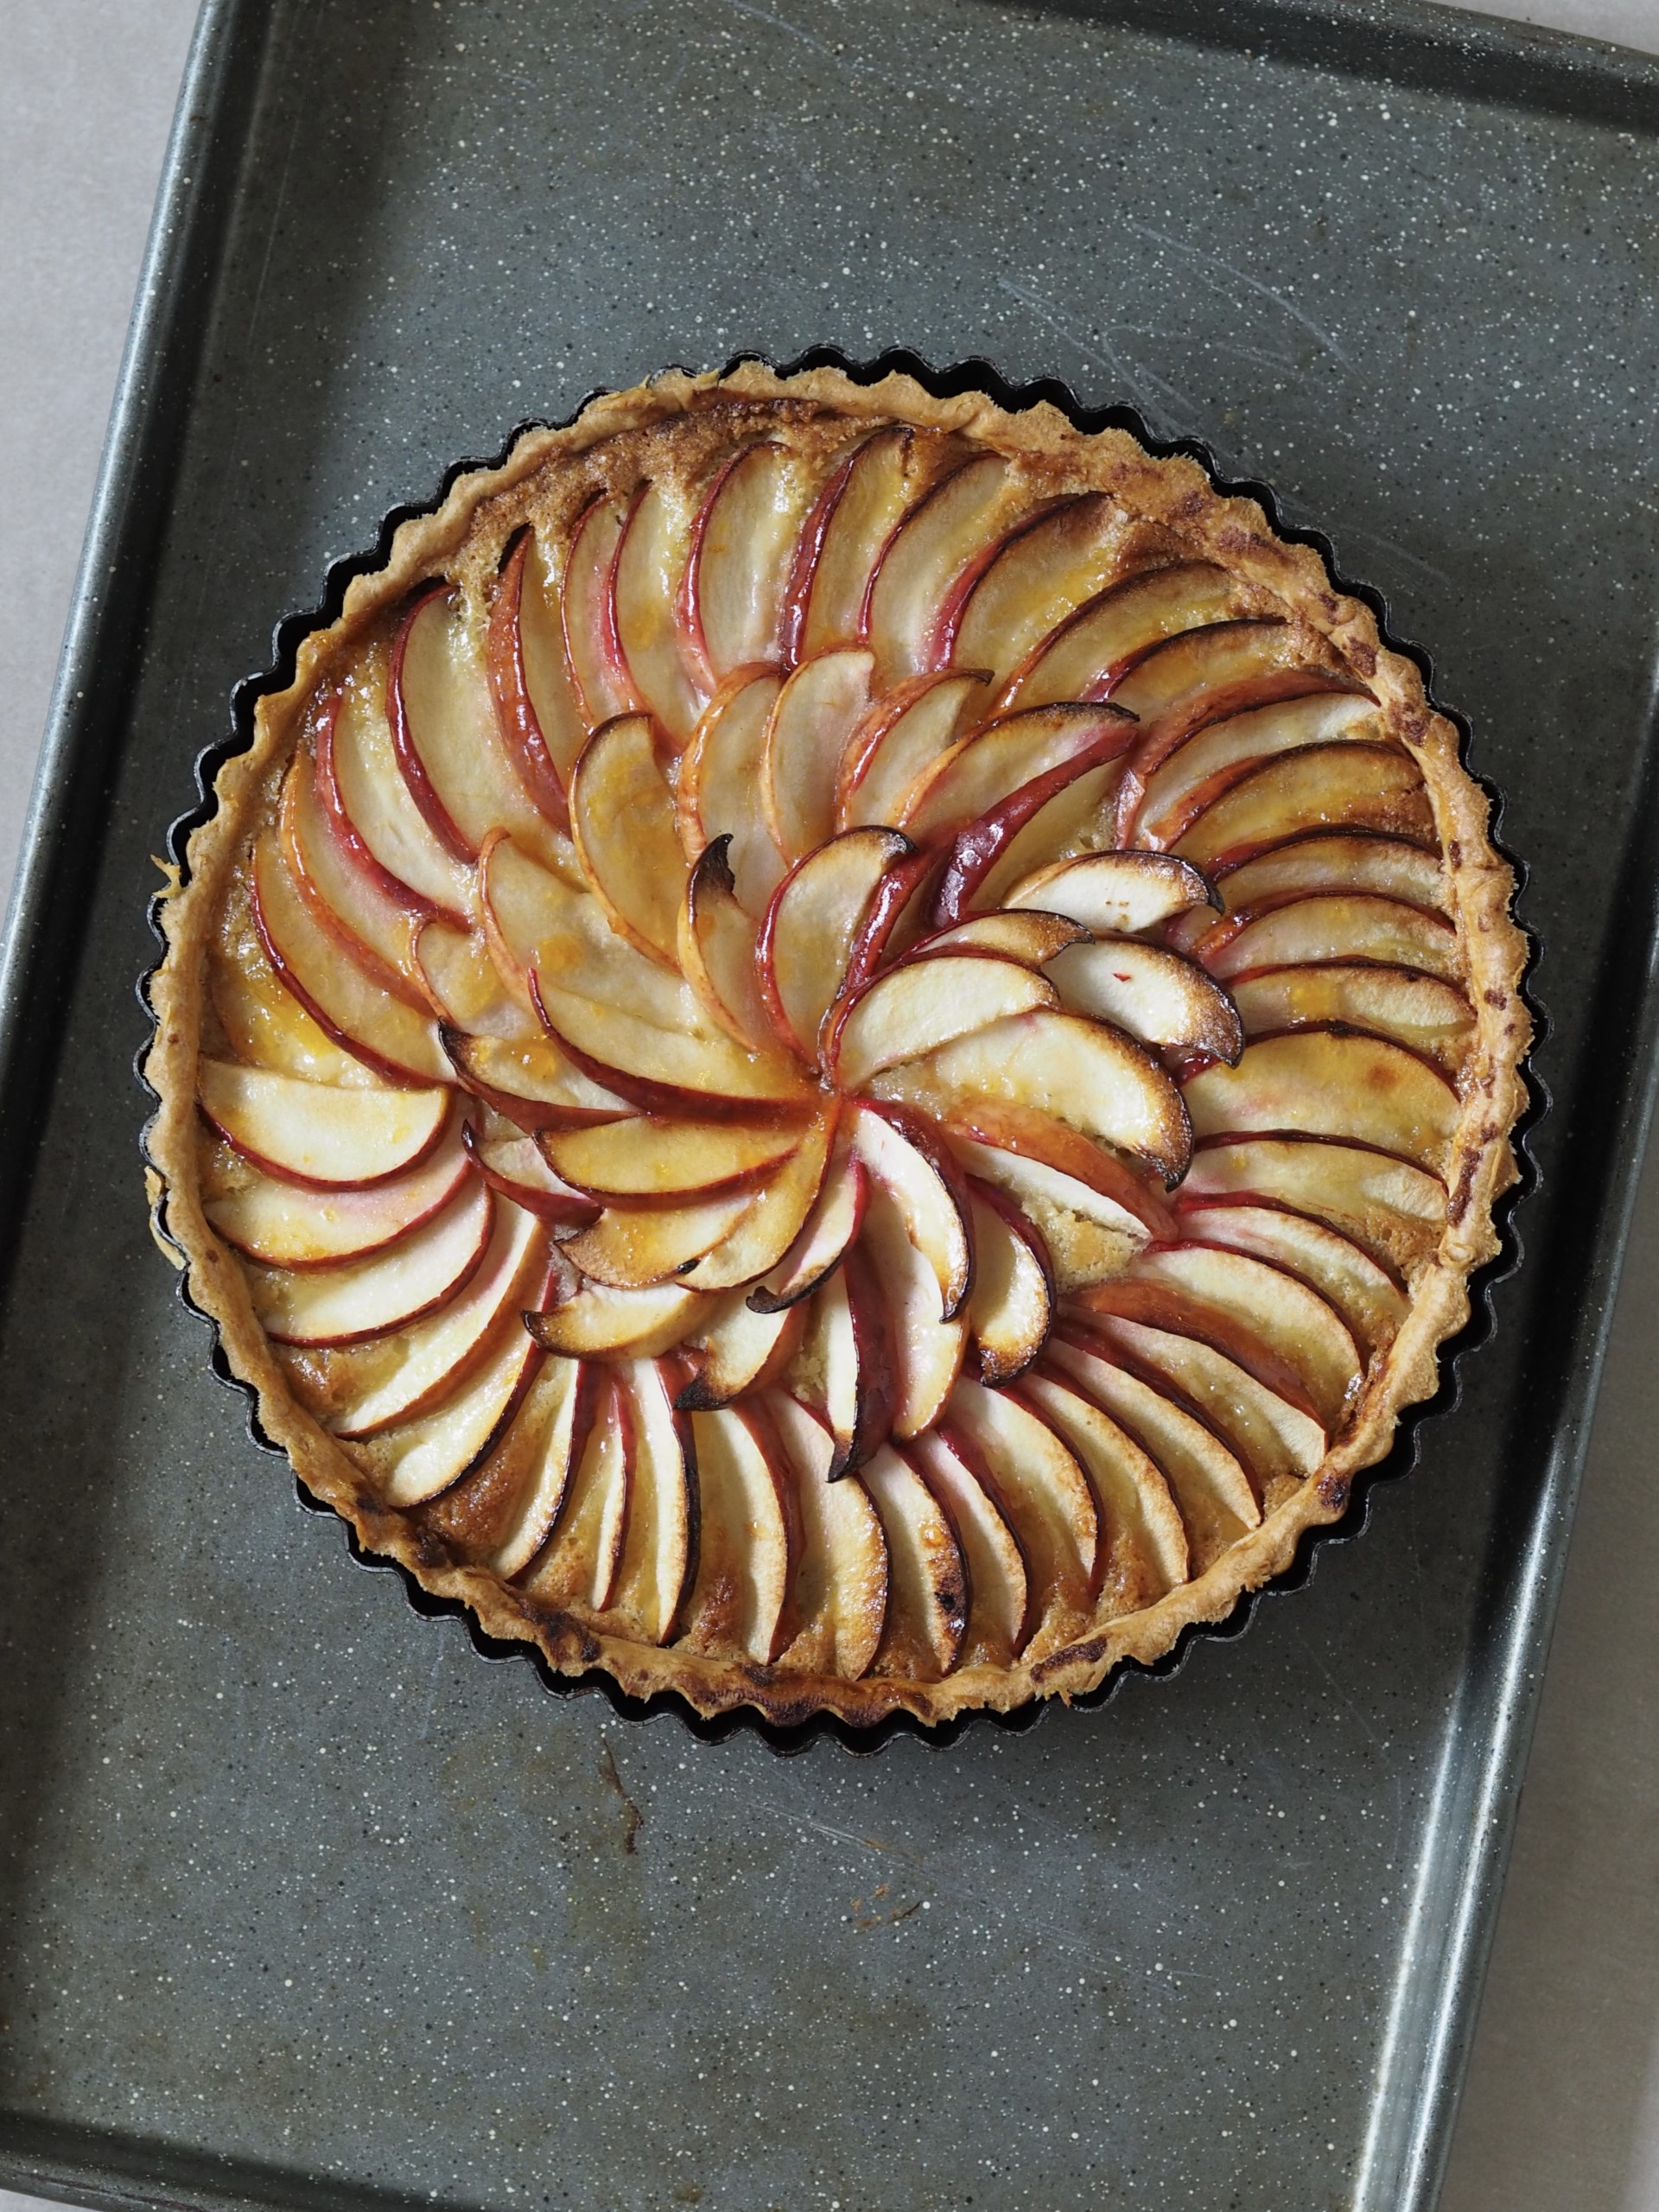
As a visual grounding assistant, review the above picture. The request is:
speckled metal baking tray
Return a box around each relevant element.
[3,2,1656,2208]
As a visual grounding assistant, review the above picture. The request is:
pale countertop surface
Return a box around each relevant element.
[2,2,1657,2209]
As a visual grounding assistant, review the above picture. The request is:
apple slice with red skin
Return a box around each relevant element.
[785,426,920,661]
[944,1099,1176,1240]
[199,1059,449,1187]
[1175,1201,1407,1363]
[820,845,941,1017]
[561,493,639,727]
[906,1426,1033,1665]
[1202,893,1462,982]
[1133,690,1382,849]
[762,648,876,865]
[1172,743,1435,874]
[1183,1028,1459,1176]
[1074,1271,1325,1427]
[758,826,915,1063]
[1014,1369,1188,1605]
[1006,849,1218,935]
[440,1026,626,1132]
[532,974,808,1124]
[747,1150,869,1313]
[1046,938,1243,1060]
[347,1316,546,1511]
[862,454,1020,683]
[486,531,575,835]
[836,671,988,831]
[560,1191,762,1290]
[250,835,450,1085]
[677,1291,807,1410]
[765,1393,888,1681]
[829,954,1058,1090]
[611,477,704,746]
[537,1115,800,1204]
[849,1100,976,1320]
[411,918,537,1039]
[208,918,370,1087]
[678,1109,837,1294]
[568,714,690,968]
[804,1245,897,1478]
[997,559,1254,715]
[861,1445,969,1678]
[521,1369,633,1611]
[1229,963,1475,1075]
[480,830,693,1033]
[206,1112,473,1267]
[526,1276,709,1358]
[1206,831,1448,921]
[944,492,1128,686]
[675,666,786,912]
[938,1378,1097,1652]
[1182,1135,1446,1277]
[681,1400,801,1663]
[319,672,473,922]
[963,1179,1053,1385]
[678,838,775,1052]
[249,1178,493,1348]
[683,442,814,682]
[899,701,1136,845]
[601,1357,697,1645]
[326,1202,549,1439]
[911,910,1087,966]
[1129,1242,1362,1429]
[922,492,1075,671]
[475,1354,602,1580]
[463,1121,600,1225]
[855,1172,966,1438]
[279,748,428,1007]
[950,1137,1152,1278]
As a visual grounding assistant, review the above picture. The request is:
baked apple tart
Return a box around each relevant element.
[145,363,1529,1727]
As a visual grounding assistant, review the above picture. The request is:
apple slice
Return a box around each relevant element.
[208,920,372,1087]
[248,1179,493,1347]
[250,835,450,1084]
[863,454,1019,683]
[949,1138,1147,1291]
[1110,620,1356,791]
[322,663,473,920]
[465,1122,600,1225]
[601,1358,696,1645]
[1184,1136,1446,1276]
[677,838,775,1051]
[684,442,812,680]
[855,1174,966,1437]
[830,956,1057,1090]
[787,426,920,660]
[681,1402,799,1662]
[538,1115,798,1203]
[874,1008,1191,1185]
[199,1060,449,1187]
[1076,1272,1324,1424]
[956,759,1127,919]
[912,910,1087,965]
[758,827,916,1062]
[1046,1329,1259,1566]
[939,1377,1096,1651]
[861,1445,968,1678]
[1183,1029,1459,1175]
[347,1319,545,1510]
[526,1277,708,1358]
[1172,743,1435,874]
[1133,690,1381,849]
[410,919,536,1040]
[611,477,703,745]
[441,1027,627,1131]
[849,1101,975,1319]
[798,1246,896,1479]
[1176,1201,1407,1362]
[486,530,575,835]
[1229,963,1475,1074]
[947,493,1126,686]
[480,1355,601,1578]
[674,1109,836,1294]
[762,648,876,865]
[675,668,785,914]
[206,1113,472,1267]
[480,830,690,1030]
[1207,831,1449,919]
[1015,1370,1187,1605]
[677,1291,807,1408]
[836,671,988,831]
[561,494,639,727]
[327,1202,548,1438]
[766,1393,888,1681]
[568,714,690,966]
[944,1099,1176,1238]
[998,559,1253,715]
[1046,939,1243,1059]
[522,1370,633,1611]
[906,1427,1033,1665]
[560,1191,760,1289]
[964,1180,1052,1385]
[1203,893,1462,982]
[532,976,807,1121]
[899,702,1135,844]
[279,748,426,1006]
[1006,849,1218,935]
[1130,1243,1362,1428]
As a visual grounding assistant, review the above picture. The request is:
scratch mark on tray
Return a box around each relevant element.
[598,1741,644,1853]
[998,278,1197,424]
[714,0,842,61]
[1124,220,1353,368]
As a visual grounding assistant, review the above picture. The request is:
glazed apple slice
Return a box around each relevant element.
[347,1319,546,1510]
[486,531,577,835]
[1203,893,1462,982]
[1172,743,1435,874]
[963,1180,1052,1385]
[1014,1370,1188,1605]
[1132,690,1381,849]
[1176,1201,1408,1362]
[1110,619,1356,791]
[861,1444,968,1678]
[762,648,876,865]
[480,1354,601,1579]
[946,493,1125,686]
[830,955,1058,1090]
[250,835,450,1084]
[1046,939,1243,1060]
[1184,1029,1459,1175]
[680,1401,800,1662]
[411,918,537,1040]
[199,1059,449,1187]
[1077,1272,1324,1424]
[800,1246,898,1478]
[747,1151,868,1313]
[766,1393,888,1681]
[998,559,1253,715]
[611,478,704,744]
[566,714,690,967]
[1131,1243,1362,1428]
[539,1115,798,1204]
[279,749,426,1006]
[208,920,371,1087]
[598,1357,696,1644]
[855,1176,966,1437]
[1183,1135,1446,1276]
[533,976,807,1121]
[899,702,1135,843]
[849,1101,975,1319]
[1205,831,1449,918]
[863,454,1019,682]
[677,838,775,1051]
[756,827,915,1064]
[522,1370,633,1611]
[677,1290,808,1408]
[1230,964,1475,1074]
[912,910,1086,966]
[944,1098,1176,1238]
[949,1140,1149,1287]
[906,1426,1033,1664]
[322,664,473,920]
[684,442,812,680]
[526,1277,709,1358]
[560,1192,761,1290]
[1006,849,1218,935]
[939,1377,1097,1652]
[441,1027,626,1131]
[561,494,639,726]
[480,830,688,1030]
[678,1109,836,1294]
[922,729,1140,925]
[675,666,786,913]
[327,1202,548,1438]
[786,425,920,660]
[465,1122,600,1225]
[248,1179,493,1347]
[205,1112,472,1266]
[836,671,988,831]
[874,1008,1191,1185]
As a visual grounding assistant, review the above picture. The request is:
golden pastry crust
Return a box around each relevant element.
[144,362,1530,1727]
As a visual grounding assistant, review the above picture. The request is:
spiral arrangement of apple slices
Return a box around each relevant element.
[160,370,1524,1725]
